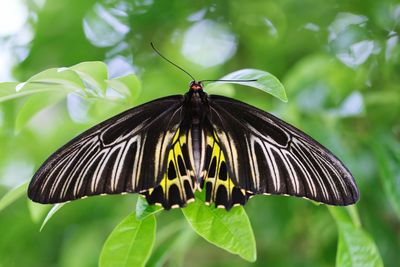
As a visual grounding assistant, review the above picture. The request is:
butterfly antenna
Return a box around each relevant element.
[150,42,196,81]
[200,79,258,83]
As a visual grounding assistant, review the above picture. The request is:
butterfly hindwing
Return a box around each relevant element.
[202,131,250,210]
[28,96,184,204]
[143,128,196,209]
[208,95,359,205]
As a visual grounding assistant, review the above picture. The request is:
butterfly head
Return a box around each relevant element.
[189,81,204,91]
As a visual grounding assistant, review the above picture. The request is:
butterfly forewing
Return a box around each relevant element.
[28,96,184,203]
[208,95,359,205]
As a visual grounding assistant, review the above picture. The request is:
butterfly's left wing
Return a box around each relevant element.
[207,95,359,206]
[28,96,185,205]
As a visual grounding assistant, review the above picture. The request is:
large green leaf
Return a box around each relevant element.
[26,67,85,89]
[0,67,82,102]
[329,207,383,267]
[207,68,288,102]
[0,182,29,212]
[70,61,108,94]
[15,92,67,132]
[0,81,68,102]
[99,212,156,267]
[135,196,163,220]
[0,82,20,102]
[182,199,256,262]
[106,74,142,104]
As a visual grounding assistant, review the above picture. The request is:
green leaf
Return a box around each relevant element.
[182,199,256,262]
[0,62,142,105]
[26,67,85,90]
[136,196,163,220]
[40,203,66,231]
[70,61,108,94]
[0,82,20,102]
[106,74,141,103]
[209,68,288,102]
[329,207,383,267]
[0,82,59,102]
[0,182,29,212]
[15,92,67,132]
[0,68,83,102]
[28,201,51,223]
[99,212,156,267]
[0,62,110,103]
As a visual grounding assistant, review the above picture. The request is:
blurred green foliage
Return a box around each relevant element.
[0,0,399,266]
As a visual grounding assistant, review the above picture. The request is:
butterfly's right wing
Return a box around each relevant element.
[28,95,185,204]
[206,95,359,207]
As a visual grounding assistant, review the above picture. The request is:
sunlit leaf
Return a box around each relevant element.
[15,92,67,132]
[329,207,383,267]
[106,74,141,103]
[0,82,20,102]
[207,68,287,102]
[0,182,29,212]
[136,196,163,220]
[0,62,111,103]
[70,61,108,94]
[99,212,156,267]
[40,203,66,231]
[0,82,59,102]
[0,68,82,102]
[26,67,85,90]
[182,199,256,262]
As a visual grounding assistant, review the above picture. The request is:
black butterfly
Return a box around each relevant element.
[27,77,359,210]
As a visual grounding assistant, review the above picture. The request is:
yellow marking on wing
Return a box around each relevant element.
[172,128,180,143]
[203,132,247,209]
[145,129,195,209]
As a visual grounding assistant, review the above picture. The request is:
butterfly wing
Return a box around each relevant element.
[143,127,197,209]
[201,130,251,210]
[28,95,185,204]
[207,95,359,205]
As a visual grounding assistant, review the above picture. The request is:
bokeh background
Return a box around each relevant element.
[1,0,399,266]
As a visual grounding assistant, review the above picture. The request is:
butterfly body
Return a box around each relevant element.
[182,82,210,180]
[28,81,359,210]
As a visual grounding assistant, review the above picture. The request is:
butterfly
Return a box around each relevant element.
[28,45,359,210]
